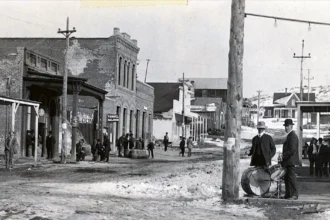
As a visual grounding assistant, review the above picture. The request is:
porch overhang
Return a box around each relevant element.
[24,70,107,100]
[295,101,330,166]
[0,95,40,166]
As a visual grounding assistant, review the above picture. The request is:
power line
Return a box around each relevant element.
[0,13,58,29]
[245,13,330,27]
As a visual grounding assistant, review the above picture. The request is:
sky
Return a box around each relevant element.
[1,0,330,97]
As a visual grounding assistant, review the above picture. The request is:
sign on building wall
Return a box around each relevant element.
[190,105,216,112]
[107,114,119,122]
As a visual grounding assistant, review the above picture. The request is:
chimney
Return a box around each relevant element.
[132,39,138,46]
[285,88,287,95]
[113,27,120,35]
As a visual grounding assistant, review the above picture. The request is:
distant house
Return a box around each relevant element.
[270,90,316,119]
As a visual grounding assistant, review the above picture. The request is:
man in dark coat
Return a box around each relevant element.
[129,133,135,149]
[318,138,329,177]
[46,131,55,159]
[280,119,299,200]
[307,138,318,176]
[179,137,185,157]
[104,134,111,162]
[5,131,18,170]
[247,121,276,167]
[147,140,155,159]
[76,139,84,162]
[163,132,169,152]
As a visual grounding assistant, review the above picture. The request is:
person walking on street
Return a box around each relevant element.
[247,121,276,168]
[5,131,18,170]
[179,137,186,157]
[46,131,55,159]
[163,132,169,152]
[280,119,299,200]
[187,137,193,157]
[147,140,155,159]
[104,134,111,162]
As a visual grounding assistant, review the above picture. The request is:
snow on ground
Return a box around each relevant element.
[0,149,266,220]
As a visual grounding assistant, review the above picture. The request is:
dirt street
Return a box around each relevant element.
[0,147,329,220]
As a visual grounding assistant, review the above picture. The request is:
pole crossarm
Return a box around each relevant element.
[245,13,330,26]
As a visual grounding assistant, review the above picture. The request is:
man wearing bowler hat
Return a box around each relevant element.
[280,119,299,200]
[247,121,276,167]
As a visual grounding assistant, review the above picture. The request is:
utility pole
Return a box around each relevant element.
[293,40,311,102]
[257,90,262,124]
[144,59,150,83]
[304,69,314,126]
[180,72,189,138]
[58,17,76,164]
[304,69,314,101]
[222,0,245,201]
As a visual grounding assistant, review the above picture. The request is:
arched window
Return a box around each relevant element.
[124,60,127,87]
[127,62,131,89]
[132,64,136,90]
[118,57,122,85]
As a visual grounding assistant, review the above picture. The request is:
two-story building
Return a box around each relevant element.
[148,81,207,143]
[187,78,227,130]
[0,27,154,157]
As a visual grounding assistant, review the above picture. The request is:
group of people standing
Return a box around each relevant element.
[307,137,330,177]
[116,131,155,159]
[247,119,299,200]
[91,134,111,162]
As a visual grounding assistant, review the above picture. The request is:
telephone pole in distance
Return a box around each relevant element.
[257,90,262,124]
[293,40,311,102]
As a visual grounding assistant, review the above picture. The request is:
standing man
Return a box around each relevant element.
[163,132,169,152]
[280,119,299,200]
[5,131,18,170]
[179,137,186,157]
[104,134,111,162]
[76,139,84,162]
[31,130,35,157]
[247,121,276,167]
[318,138,329,177]
[147,140,155,159]
[46,131,55,159]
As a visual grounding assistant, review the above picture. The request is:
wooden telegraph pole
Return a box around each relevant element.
[257,90,262,124]
[58,17,76,164]
[222,0,245,201]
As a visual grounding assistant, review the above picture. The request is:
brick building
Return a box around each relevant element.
[0,27,154,156]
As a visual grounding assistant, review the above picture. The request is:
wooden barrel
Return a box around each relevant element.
[241,167,271,196]
[130,149,149,159]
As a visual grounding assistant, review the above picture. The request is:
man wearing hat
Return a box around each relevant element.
[318,137,329,177]
[247,121,276,167]
[280,119,299,200]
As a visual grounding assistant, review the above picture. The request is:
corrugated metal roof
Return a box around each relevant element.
[185,78,227,90]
